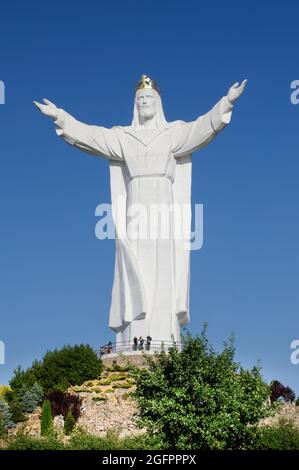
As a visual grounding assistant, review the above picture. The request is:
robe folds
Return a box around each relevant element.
[54,96,233,344]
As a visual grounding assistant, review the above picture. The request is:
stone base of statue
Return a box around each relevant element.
[99,338,181,369]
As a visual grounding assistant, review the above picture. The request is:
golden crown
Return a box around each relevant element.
[135,74,160,95]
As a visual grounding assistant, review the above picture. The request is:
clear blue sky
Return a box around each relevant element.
[0,0,299,394]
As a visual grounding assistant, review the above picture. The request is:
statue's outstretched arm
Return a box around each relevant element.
[172,80,247,158]
[33,99,123,161]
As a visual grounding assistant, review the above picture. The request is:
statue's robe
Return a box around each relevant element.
[54,96,233,345]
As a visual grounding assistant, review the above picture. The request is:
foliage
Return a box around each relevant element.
[8,399,27,423]
[9,344,102,395]
[295,396,299,406]
[10,361,43,392]
[41,400,53,437]
[47,390,82,421]
[131,327,272,450]
[5,428,160,450]
[270,380,296,404]
[0,412,5,437]
[41,344,102,393]
[112,382,132,389]
[67,427,161,450]
[19,382,44,413]
[7,433,65,450]
[0,398,15,430]
[64,409,76,435]
[0,386,11,401]
[106,364,133,372]
[256,419,299,450]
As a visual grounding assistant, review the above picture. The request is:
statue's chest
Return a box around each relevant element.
[121,133,173,175]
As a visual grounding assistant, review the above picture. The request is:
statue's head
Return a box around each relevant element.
[132,74,168,129]
[135,88,157,121]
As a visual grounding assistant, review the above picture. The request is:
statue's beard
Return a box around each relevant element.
[139,111,156,122]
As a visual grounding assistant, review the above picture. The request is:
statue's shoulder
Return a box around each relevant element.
[112,125,130,132]
[169,119,188,127]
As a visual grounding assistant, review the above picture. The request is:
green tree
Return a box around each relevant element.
[131,327,271,450]
[40,344,102,392]
[10,361,43,391]
[0,398,15,430]
[8,399,27,423]
[41,399,53,437]
[19,382,44,413]
[64,409,76,435]
[10,344,102,395]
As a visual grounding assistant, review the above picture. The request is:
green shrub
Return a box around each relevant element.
[256,419,299,449]
[106,365,132,373]
[92,396,107,402]
[295,396,299,406]
[5,428,162,450]
[112,382,132,389]
[41,399,53,437]
[131,327,272,450]
[110,375,127,381]
[7,434,65,450]
[10,344,102,395]
[97,380,112,386]
[67,427,162,450]
[64,409,76,435]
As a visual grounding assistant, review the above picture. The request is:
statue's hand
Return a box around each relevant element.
[33,99,59,120]
[227,79,247,105]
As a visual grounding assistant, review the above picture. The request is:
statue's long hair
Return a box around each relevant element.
[131,89,169,130]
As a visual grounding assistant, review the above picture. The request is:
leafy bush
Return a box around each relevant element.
[256,419,299,449]
[9,344,102,395]
[64,410,76,435]
[5,428,163,450]
[295,396,299,406]
[270,380,296,404]
[67,427,159,450]
[7,434,65,450]
[47,390,82,421]
[131,327,272,450]
[41,400,53,437]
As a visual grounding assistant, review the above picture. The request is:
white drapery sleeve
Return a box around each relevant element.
[171,96,233,158]
[54,109,123,161]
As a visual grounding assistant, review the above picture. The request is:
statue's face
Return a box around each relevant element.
[135,88,157,120]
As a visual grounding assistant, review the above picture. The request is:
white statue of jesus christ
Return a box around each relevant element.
[34,75,247,347]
